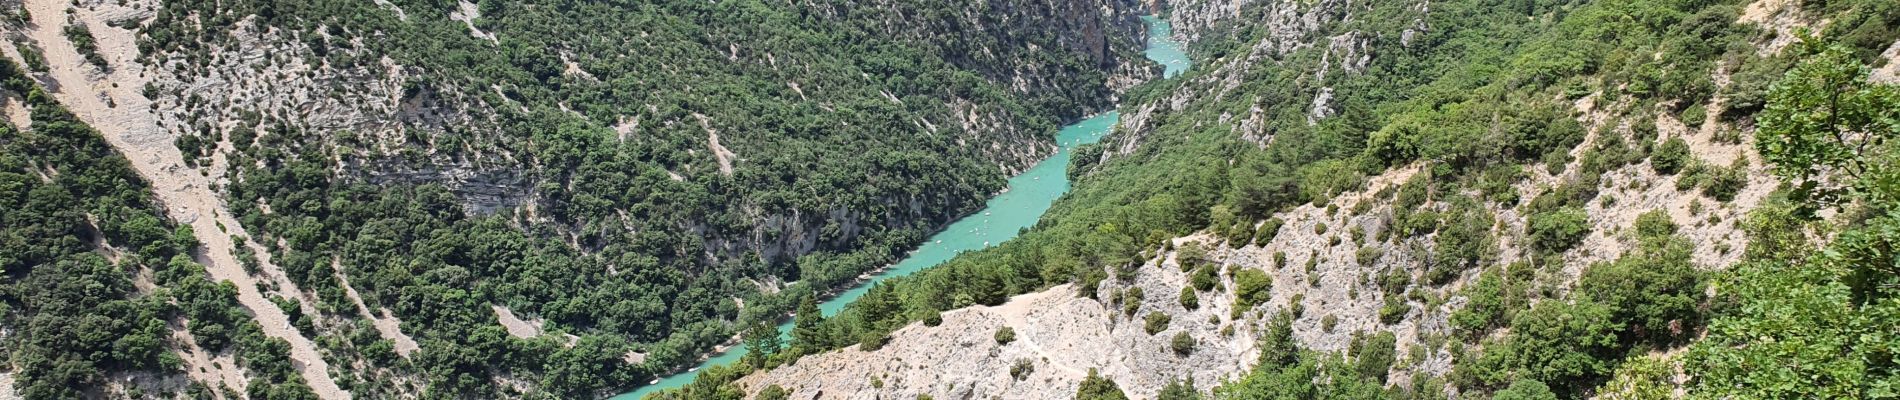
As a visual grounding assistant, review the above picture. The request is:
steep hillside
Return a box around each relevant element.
[707,0,1900,398]
[0,0,1161,398]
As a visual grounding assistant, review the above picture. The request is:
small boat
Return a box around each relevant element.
[984,241,990,246]
[935,240,942,243]
[651,379,660,384]
[984,212,992,216]
[688,367,699,372]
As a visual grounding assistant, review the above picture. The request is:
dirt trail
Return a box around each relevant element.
[5,1,348,398]
[693,112,738,175]
[335,261,419,357]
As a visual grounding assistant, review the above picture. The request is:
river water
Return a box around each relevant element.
[611,15,1187,400]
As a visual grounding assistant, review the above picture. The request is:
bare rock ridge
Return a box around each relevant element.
[0,0,349,398]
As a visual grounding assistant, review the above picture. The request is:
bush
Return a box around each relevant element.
[1233,269,1272,311]
[1170,332,1197,355]
[1254,218,1285,244]
[1076,369,1129,400]
[1450,263,1532,337]
[1121,287,1145,316]
[1580,238,1704,345]
[758,385,791,400]
[1010,358,1035,380]
[1178,286,1199,310]
[1492,379,1558,400]
[994,326,1016,345]
[1502,300,1621,397]
[1632,209,1677,238]
[1651,137,1691,174]
[1176,242,1206,272]
[1145,312,1172,335]
[1355,246,1383,266]
[1354,331,1397,383]
[1528,207,1590,254]
[1190,265,1218,291]
[1702,158,1748,201]
[1379,296,1411,324]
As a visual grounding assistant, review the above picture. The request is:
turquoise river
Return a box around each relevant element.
[612,15,1189,399]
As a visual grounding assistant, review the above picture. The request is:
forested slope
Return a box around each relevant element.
[689,0,1900,398]
[0,53,329,399]
[0,0,1160,398]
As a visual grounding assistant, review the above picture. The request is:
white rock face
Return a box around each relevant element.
[737,266,1264,400]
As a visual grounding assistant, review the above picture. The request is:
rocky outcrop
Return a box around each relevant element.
[736,276,1259,399]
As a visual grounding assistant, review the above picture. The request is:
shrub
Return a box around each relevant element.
[1528,207,1590,254]
[1233,269,1272,311]
[994,326,1016,345]
[1190,265,1218,291]
[1076,368,1129,400]
[1010,359,1035,380]
[1145,312,1172,335]
[1492,379,1558,400]
[1354,331,1397,383]
[1379,296,1411,324]
[1121,287,1144,316]
[1170,332,1197,355]
[1702,158,1748,201]
[1632,209,1677,238]
[1450,264,1531,337]
[1178,286,1199,310]
[1176,242,1206,272]
[1254,218,1285,244]
[758,385,791,400]
[1579,238,1704,345]
[1355,246,1383,266]
[1502,300,1622,397]
[1651,137,1691,174]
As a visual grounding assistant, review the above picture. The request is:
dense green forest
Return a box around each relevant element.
[660,0,1900,397]
[120,0,1150,397]
[0,56,320,399]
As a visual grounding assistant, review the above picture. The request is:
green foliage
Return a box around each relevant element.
[0,59,322,399]
[1233,268,1273,312]
[1144,312,1172,335]
[1179,286,1200,310]
[1527,207,1589,255]
[1158,378,1201,400]
[1595,355,1675,400]
[1170,332,1197,355]
[1757,38,1900,208]
[1451,263,1533,337]
[1353,331,1397,383]
[1491,379,1557,400]
[1650,137,1691,175]
[1579,237,1705,345]
[1010,358,1035,380]
[757,385,790,400]
[1631,209,1677,239]
[1458,300,1621,398]
[994,326,1016,345]
[62,24,105,68]
[1076,369,1130,400]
